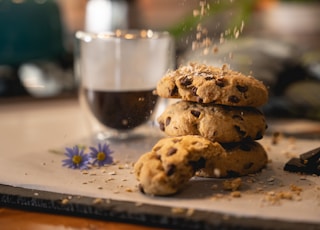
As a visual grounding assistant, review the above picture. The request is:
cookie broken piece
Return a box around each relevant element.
[156,62,268,107]
[284,146,320,176]
[134,136,268,196]
[134,135,226,196]
[197,141,268,178]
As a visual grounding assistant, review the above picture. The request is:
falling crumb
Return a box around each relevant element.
[212,45,218,53]
[82,170,89,175]
[193,9,200,17]
[122,119,128,126]
[108,171,117,175]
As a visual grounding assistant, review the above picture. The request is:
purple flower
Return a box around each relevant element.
[89,143,113,167]
[62,146,90,170]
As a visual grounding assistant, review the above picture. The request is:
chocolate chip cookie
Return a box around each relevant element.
[156,62,268,106]
[158,101,267,143]
[197,141,268,178]
[134,135,226,196]
[134,135,268,196]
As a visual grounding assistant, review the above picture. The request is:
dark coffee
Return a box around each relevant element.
[84,88,158,130]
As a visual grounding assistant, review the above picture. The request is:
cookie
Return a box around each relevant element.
[134,135,226,196]
[158,101,267,143]
[197,141,268,178]
[134,136,268,196]
[156,62,268,107]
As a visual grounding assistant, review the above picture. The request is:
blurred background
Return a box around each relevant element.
[0,0,319,120]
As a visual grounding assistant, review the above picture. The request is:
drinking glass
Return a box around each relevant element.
[75,30,174,140]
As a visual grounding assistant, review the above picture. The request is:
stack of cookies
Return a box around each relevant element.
[134,63,269,196]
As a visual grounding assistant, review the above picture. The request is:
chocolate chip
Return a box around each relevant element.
[205,76,214,81]
[234,125,246,138]
[226,170,240,177]
[191,110,201,118]
[179,76,193,87]
[189,157,206,171]
[196,97,203,103]
[232,114,244,121]
[191,86,198,96]
[215,78,225,87]
[255,131,263,140]
[239,143,251,151]
[228,95,240,103]
[159,122,165,131]
[167,147,177,156]
[138,184,145,194]
[166,164,176,176]
[170,86,178,96]
[165,117,171,126]
[243,162,253,169]
[236,85,248,92]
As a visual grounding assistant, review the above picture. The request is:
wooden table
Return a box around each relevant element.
[0,207,164,230]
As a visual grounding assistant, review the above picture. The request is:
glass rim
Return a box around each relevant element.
[75,29,172,42]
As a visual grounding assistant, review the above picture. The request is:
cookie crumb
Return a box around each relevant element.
[223,178,242,191]
[186,208,195,217]
[230,191,241,198]
[135,202,143,207]
[271,132,282,145]
[171,207,185,214]
[61,198,69,205]
[93,198,103,204]
[125,188,133,192]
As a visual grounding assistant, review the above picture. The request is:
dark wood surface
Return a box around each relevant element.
[0,207,166,230]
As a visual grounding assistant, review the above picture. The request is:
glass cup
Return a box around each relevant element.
[75,30,175,140]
